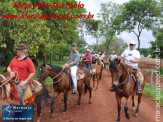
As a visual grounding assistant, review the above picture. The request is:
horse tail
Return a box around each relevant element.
[84,84,88,94]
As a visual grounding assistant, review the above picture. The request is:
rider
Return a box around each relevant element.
[63,43,80,94]
[109,51,117,61]
[98,51,105,67]
[7,44,36,105]
[120,41,144,94]
[84,49,92,71]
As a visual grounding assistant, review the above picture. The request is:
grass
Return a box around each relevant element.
[143,82,163,106]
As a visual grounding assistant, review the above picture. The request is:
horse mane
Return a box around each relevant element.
[49,65,64,73]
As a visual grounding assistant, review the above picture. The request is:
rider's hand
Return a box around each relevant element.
[125,59,131,62]
[19,80,27,86]
[63,63,69,68]
[9,72,15,78]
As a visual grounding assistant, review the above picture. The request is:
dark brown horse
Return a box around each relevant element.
[30,57,39,67]
[109,58,145,121]
[38,63,92,117]
[0,72,50,122]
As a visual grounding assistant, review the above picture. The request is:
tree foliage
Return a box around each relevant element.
[0,0,86,65]
[114,0,162,50]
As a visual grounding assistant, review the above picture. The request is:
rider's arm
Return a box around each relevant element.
[130,58,140,63]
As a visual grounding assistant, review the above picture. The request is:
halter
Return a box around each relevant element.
[114,64,131,92]
[40,66,65,85]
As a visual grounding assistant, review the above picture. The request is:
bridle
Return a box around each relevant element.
[111,63,131,92]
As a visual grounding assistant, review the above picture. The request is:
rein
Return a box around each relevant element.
[0,71,19,88]
[41,66,66,85]
[116,64,131,92]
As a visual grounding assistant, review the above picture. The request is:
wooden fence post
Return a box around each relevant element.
[150,69,153,85]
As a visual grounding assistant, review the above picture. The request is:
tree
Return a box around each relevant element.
[98,37,128,56]
[84,19,101,52]
[98,2,122,57]
[114,0,162,50]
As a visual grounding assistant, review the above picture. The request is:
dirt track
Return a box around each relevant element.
[38,69,163,122]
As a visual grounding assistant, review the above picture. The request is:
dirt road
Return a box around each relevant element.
[39,69,163,122]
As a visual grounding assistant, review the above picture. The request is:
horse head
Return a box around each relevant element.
[109,58,124,87]
[38,62,52,81]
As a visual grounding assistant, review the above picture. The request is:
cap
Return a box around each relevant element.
[86,49,90,52]
[112,51,115,53]
[72,43,77,47]
[129,41,136,45]
[16,44,27,50]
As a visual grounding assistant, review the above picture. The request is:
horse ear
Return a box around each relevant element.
[42,62,46,67]
[118,58,121,64]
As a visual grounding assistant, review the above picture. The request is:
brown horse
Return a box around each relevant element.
[0,72,50,122]
[79,56,101,89]
[109,58,145,121]
[38,63,92,117]
[96,58,104,80]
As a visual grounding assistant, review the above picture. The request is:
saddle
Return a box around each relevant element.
[2,79,43,104]
[125,65,137,83]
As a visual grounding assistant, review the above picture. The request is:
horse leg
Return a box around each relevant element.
[132,95,135,111]
[124,95,131,119]
[92,75,95,89]
[134,93,142,117]
[36,101,41,122]
[63,90,68,114]
[88,85,92,104]
[50,91,59,118]
[96,74,100,89]
[116,94,121,122]
[76,87,82,107]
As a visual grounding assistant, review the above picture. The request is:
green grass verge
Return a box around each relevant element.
[143,82,163,106]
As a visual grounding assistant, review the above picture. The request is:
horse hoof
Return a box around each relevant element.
[50,113,54,118]
[36,117,40,122]
[132,107,136,111]
[63,112,66,115]
[76,104,79,108]
[126,114,130,119]
[116,119,120,122]
[134,113,139,117]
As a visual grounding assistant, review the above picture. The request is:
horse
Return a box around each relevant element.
[79,56,101,89]
[109,58,145,121]
[96,58,104,80]
[37,63,92,117]
[0,72,50,122]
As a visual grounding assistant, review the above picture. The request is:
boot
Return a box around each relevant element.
[138,82,143,94]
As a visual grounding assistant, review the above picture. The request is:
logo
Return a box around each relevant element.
[128,53,132,56]
[2,105,33,121]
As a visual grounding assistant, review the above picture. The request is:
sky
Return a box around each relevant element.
[77,0,156,48]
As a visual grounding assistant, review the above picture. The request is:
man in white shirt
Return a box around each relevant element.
[109,51,117,61]
[121,41,144,94]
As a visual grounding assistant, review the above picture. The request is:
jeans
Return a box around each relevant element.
[16,83,28,104]
[86,64,91,71]
[70,66,78,90]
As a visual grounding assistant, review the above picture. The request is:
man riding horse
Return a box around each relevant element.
[63,43,81,94]
[110,40,144,94]
[7,44,36,105]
